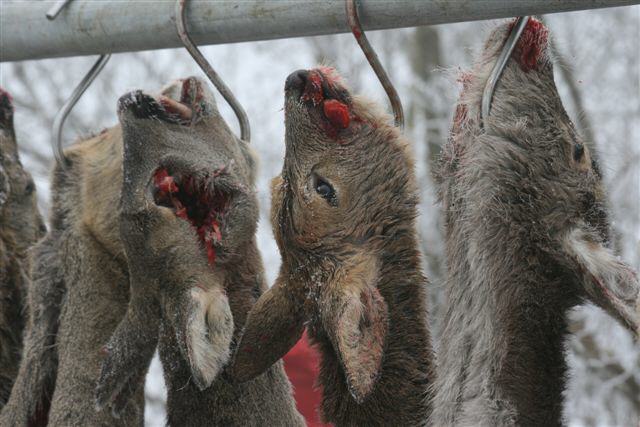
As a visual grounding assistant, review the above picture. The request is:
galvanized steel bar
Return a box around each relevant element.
[1,0,638,62]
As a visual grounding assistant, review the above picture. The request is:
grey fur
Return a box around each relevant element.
[431,19,640,426]
[0,232,63,426]
[95,77,303,426]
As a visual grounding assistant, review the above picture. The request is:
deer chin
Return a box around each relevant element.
[152,167,230,266]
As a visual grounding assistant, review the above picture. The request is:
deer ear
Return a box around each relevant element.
[563,226,639,338]
[172,285,234,390]
[231,277,305,382]
[320,252,388,403]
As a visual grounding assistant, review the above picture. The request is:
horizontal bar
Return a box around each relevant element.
[1,0,638,62]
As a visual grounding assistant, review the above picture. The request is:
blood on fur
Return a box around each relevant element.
[153,168,228,265]
[510,18,549,72]
[323,100,351,130]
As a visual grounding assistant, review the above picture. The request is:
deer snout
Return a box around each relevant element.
[117,88,193,125]
[0,86,14,129]
[285,69,308,94]
[117,90,168,120]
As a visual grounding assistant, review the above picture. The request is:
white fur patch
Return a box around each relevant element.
[187,286,234,389]
[563,226,639,335]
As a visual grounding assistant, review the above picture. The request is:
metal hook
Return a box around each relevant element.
[46,0,73,20]
[47,0,111,167]
[175,0,251,143]
[51,55,111,167]
[481,16,530,126]
[345,0,404,130]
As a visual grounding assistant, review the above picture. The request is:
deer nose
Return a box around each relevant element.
[117,91,162,119]
[285,69,308,92]
[0,87,14,128]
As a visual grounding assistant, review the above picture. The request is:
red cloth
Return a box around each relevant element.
[283,330,329,427]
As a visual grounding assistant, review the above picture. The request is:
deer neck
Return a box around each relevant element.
[432,245,577,426]
[313,229,435,425]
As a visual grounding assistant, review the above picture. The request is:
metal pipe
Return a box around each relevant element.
[1,0,638,62]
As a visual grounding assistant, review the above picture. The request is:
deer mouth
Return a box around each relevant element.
[152,167,230,265]
[117,91,193,125]
[117,77,206,125]
[285,68,354,137]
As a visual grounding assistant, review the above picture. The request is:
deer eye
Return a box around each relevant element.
[24,181,35,195]
[315,178,333,198]
[313,175,337,206]
[573,143,584,161]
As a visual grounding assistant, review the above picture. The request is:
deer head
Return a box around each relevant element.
[232,67,419,402]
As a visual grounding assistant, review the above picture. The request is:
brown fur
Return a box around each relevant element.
[0,88,45,411]
[431,19,640,426]
[232,68,435,425]
[2,124,145,426]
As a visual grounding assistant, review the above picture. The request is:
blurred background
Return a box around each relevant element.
[1,5,638,426]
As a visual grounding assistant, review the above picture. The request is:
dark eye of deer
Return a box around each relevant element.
[24,181,35,195]
[315,179,333,198]
[314,177,336,205]
[573,143,584,161]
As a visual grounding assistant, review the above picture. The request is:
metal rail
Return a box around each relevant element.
[1,0,638,62]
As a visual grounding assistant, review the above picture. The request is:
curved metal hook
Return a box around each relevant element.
[47,0,111,167]
[345,0,404,130]
[51,54,111,167]
[481,16,530,127]
[176,0,250,142]
[46,0,73,20]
